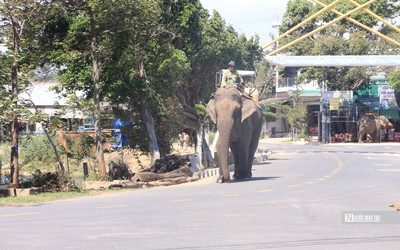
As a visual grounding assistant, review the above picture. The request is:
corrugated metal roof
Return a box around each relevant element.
[20,82,73,106]
[32,82,66,106]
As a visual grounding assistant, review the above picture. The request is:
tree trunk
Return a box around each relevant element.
[9,1,20,188]
[10,115,19,188]
[90,16,107,179]
[139,104,160,164]
[138,58,160,164]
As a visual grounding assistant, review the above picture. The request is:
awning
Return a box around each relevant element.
[265,55,400,67]
[299,90,321,97]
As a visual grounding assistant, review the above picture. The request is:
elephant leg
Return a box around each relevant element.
[358,131,363,143]
[247,122,262,177]
[247,133,261,178]
[373,131,380,143]
[238,135,251,179]
[230,141,240,180]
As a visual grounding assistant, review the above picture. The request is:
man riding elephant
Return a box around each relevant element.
[221,61,244,89]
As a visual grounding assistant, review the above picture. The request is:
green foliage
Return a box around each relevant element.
[255,59,275,99]
[318,0,400,30]
[194,103,207,118]
[0,142,10,166]
[263,106,278,123]
[280,104,307,134]
[19,135,57,167]
[277,0,400,91]
[388,70,400,90]
[1,0,267,162]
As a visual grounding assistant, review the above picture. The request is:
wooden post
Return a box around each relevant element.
[83,162,89,179]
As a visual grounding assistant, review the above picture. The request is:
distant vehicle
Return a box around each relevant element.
[35,130,45,136]
[77,125,95,132]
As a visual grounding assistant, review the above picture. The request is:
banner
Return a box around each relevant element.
[379,85,397,108]
[322,91,353,106]
[329,98,339,110]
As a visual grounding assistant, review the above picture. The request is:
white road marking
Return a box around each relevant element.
[377,169,400,172]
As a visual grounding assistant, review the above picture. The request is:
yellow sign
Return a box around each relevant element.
[330,98,339,110]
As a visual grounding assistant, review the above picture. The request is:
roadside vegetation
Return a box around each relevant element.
[0,0,272,189]
[0,0,399,198]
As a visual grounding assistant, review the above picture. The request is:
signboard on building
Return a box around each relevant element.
[329,98,340,110]
[322,91,353,106]
[378,85,397,108]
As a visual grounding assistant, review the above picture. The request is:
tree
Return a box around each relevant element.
[46,0,131,177]
[254,59,275,100]
[0,0,57,187]
[39,0,267,164]
[278,0,400,91]
[388,71,400,90]
[98,0,177,162]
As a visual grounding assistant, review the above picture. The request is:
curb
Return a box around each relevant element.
[195,168,219,179]
[195,149,272,180]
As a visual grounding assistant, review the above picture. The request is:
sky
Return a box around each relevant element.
[200,0,290,48]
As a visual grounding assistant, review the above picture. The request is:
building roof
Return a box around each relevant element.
[18,82,88,119]
[21,82,70,106]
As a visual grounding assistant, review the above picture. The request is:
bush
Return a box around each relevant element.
[0,142,10,166]
[19,135,57,165]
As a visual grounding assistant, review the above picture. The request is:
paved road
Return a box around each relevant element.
[1,142,400,249]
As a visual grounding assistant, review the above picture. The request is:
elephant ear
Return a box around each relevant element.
[241,96,257,122]
[207,98,217,124]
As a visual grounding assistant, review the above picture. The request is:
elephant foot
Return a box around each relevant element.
[233,171,252,180]
[217,175,231,183]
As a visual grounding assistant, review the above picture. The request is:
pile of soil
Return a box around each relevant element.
[83,154,198,190]
[28,170,78,192]
[105,149,151,174]
[146,154,191,174]
[132,154,195,184]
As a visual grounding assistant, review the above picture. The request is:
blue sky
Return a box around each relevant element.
[200,0,290,47]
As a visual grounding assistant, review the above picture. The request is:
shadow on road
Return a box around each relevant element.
[230,176,281,183]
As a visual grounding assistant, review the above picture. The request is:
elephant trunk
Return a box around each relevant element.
[216,118,234,182]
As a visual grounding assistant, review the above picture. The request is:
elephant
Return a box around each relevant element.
[207,86,263,183]
[357,115,393,143]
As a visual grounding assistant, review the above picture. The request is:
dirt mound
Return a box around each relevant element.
[132,154,193,183]
[146,154,191,174]
[105,149,151,174]
[83,154,198,190]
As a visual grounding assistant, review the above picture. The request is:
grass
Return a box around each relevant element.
[0,190,102,206]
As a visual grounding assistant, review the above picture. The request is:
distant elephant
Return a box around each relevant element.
[207,86,263,183]
[358,115,393,143]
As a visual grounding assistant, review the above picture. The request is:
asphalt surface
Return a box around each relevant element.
[1,140,400,249]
